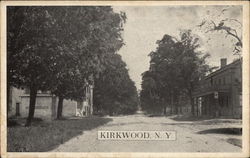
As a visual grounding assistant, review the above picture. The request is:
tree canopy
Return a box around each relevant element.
[140,30,211,115]
[93,54,138,116]
[7,6,126,124]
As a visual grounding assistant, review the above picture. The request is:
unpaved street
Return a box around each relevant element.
[52,114,241,152]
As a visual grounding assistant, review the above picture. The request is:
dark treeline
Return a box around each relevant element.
[140,30,213,115]
[93,54,138,116]
[7,6,137,126]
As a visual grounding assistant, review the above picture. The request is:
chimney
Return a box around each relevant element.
[220,58,227,68]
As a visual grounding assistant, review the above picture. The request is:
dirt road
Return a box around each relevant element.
[52,114,241,152]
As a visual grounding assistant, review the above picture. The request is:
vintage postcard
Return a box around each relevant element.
[1,1,249,158]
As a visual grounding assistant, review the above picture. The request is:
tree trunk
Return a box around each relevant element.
[175,105,178,115]
[25,85,37,126]
[170,92,174,114]
[188,90,195,116]
[174,93,180,115]
[109,110,113,116]
[163,106,166,115]
[191,99,195,116]
[162,98,166,115]
[57,96,64,119]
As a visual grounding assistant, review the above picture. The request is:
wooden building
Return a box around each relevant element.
[192,58,242,118]
[7,84,93,119]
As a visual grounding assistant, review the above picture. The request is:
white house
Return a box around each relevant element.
[7,84,93,119]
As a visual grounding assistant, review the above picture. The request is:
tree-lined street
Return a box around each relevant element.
[7,6,138,125]
[6,5,244,153]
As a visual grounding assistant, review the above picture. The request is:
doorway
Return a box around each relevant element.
[16,103,20,116]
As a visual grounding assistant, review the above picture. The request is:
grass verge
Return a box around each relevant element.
[7,117,112,152]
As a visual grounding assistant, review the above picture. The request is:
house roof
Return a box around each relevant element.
[203,58,241,80]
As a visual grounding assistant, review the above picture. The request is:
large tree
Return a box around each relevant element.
[45,7,126,119]
[140,30,211,115]
[175,30,211,115]
[7,6,126,124]
[7,7,59,126]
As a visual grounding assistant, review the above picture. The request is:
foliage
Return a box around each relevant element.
[93,54,138,115]
[48,6,126,96]
[7,7,56,91]
[45,7,126,118]
[140,30,210,115]
[7,6,126,123]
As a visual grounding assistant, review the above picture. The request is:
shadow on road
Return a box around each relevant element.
[227,138,242,147]
[197,128,242,135]
[161,122,194,126]
[105,121,145,127]
[171,115,213,122]
[148,114,164,117]
[8,117,112,152]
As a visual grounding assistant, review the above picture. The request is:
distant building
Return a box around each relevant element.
[7,84,93,119]
[192,58,242,118]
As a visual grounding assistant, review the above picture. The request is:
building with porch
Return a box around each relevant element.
[192,58,242,118]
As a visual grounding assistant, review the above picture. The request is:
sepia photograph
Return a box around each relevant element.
[1,1,249,158]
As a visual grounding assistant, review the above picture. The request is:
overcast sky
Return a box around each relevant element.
[113,5,242,89]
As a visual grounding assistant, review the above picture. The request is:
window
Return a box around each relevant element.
[210,78,213,86]
[41,90,48,94]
